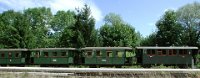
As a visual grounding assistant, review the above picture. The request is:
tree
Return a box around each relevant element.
[135,32,143,46]
[0,10,32,48]
[140,33,157,46]
[51,10,75,32]
[99,13,137,47]
[156,10,183,46]
[24,7,52,48]
[176,2,200,47]
[59,4,97,48]
[50,10,75,47]
[59,27,74,47]
[75,5,96,47]
[0,10,20,48]
[14,11,34,48]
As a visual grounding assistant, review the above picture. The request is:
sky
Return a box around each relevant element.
[0,0,199,37]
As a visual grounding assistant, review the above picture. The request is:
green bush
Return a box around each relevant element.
[195,54,200,68]
[151,64,179,69]
[123,65,143,68]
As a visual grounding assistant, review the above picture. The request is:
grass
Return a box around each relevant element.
[150,64,179,69]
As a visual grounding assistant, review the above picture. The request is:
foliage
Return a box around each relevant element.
[140,32,157,46]
[135,32,143,46]
[99,13,138,47]
[75,5,97,47]
[59,4,97,48]
[59,28,74,47]
[51,10,75,32]
[151,64,179,69]
[141,2,200,47]
[50,10,75,47]
[1,2,200,50]
[156,10,183,46]
[195,54,200,68]
[0,10,21,48]
[24,7,52,48]
[0,5,100,48]
[176,2,200,47]
[0,10,33,48]
[123,65,143,68]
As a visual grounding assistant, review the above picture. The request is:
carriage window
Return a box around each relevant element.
[184,50,187,55]
[147,50,151,55]
[179,50,187,55]
[96,50,102,56]
[158,52,162,55]
[117,51,123,57]
[157,49,162,55]
[53,52,57,56]
[35,52,40,57]
[61,52,67,56]
[169,49,177,55]
[173,50,177,55]
[8,52,12,58]
[107,51,112,57]
[1,53,5,58]
[162,50,167,55]
[169,50,173,55]
[44,52,48,57]
[147,49,156,55]
[86,51,92,57]
[15,52,20,58]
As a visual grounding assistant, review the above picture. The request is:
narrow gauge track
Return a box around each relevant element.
[0,67,200,77]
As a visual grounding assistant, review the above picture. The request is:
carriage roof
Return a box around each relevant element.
[0,49,28,52]
[136,46,198,49]
[29,48,77,51]
[81,47,133,50]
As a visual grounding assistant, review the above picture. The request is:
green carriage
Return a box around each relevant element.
[0,49,28,66]
[136,47,198,68]
[81,47,133,67]
[29,48,77,66]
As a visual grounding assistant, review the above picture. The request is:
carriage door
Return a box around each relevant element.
[106,50,113,64]
[25,51,31,64]
[74,50,82,64]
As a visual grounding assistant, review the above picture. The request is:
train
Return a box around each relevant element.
[0,46,198,68]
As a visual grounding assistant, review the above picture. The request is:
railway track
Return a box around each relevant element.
[0,67,200,78]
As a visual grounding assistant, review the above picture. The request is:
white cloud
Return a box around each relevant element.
[49,0,84,12]
[164,7,177,12]
[148,22,155,26]
[0,0,103,22]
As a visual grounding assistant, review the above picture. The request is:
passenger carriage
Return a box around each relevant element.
[81,47,133,67]
[29,48,77,67]
[135,46,198,68]
[0,49,28,66]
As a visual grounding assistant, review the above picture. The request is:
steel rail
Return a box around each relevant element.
[0,67,200,73]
